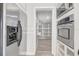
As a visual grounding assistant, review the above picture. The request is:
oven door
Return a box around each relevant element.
[58,28,70,40]
[57,23,74,49]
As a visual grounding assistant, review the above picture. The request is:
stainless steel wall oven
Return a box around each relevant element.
[57,14,74,49]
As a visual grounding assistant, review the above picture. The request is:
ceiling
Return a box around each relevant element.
[36,9,52,23]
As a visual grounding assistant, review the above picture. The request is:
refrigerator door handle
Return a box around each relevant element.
[17,20,22,47]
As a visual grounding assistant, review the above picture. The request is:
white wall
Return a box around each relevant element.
[26,3,57,55]
[74,4,79,56]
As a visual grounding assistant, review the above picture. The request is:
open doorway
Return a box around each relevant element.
[36,8,52,56]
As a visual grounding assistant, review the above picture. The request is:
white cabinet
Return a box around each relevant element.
[56,3,79,56]
[57,40,74,56]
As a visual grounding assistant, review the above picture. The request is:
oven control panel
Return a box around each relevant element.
[57,14,74,25]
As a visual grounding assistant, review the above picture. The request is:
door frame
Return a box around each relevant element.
[34,7,54,55]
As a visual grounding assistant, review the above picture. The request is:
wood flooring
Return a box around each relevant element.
[36,39,52,56]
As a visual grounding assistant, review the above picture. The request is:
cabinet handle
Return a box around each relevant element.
[78,49,79,55]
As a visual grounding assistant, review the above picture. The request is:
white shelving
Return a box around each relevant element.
[37,21,52,39]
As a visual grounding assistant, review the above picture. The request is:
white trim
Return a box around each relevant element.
[6,15,18,18]
[52,8,57,56]
[33,7,37,56]
[3,3,6,56]
[15,4,27,15]
[19,51,26,56]
[26,51,35,56]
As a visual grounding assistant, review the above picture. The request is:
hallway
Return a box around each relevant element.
[1,3,78,56]
[36,39,52,56]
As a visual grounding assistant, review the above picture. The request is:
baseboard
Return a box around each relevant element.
[26,51,35,56]
[19,51,26,56]
[52,48,56,56]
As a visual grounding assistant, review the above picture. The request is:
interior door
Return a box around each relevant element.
[36,9,52,55]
